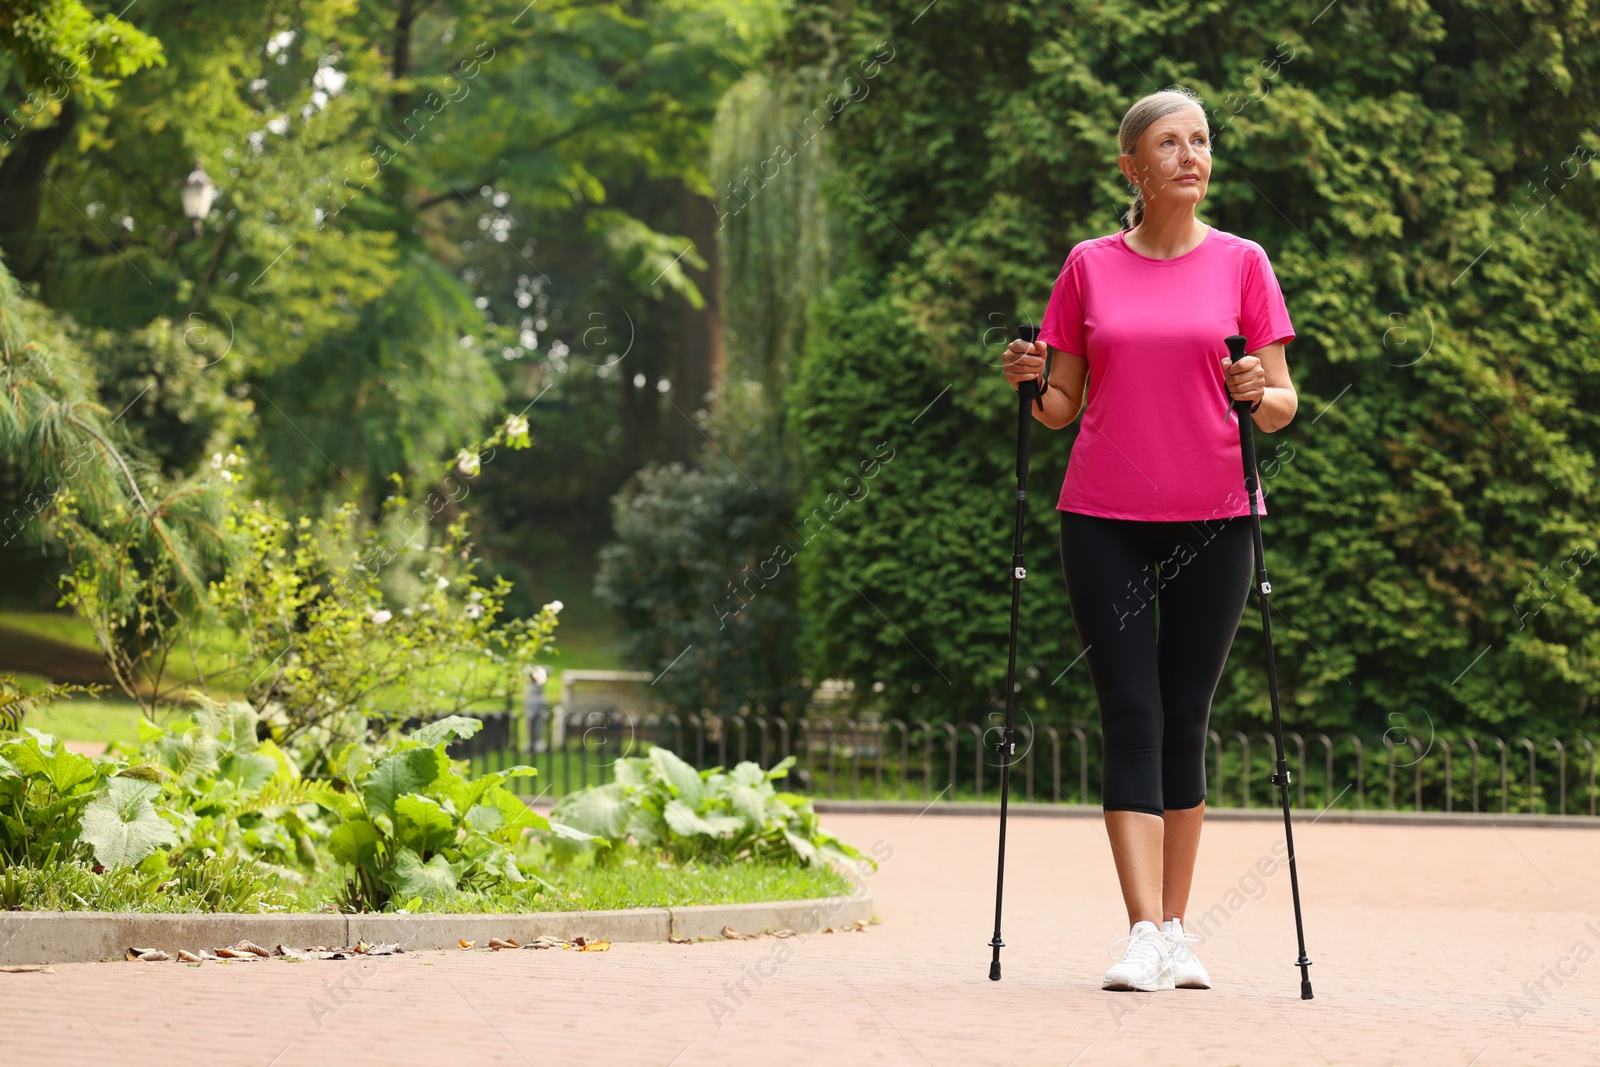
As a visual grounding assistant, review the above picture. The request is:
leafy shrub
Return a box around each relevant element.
[0,729,174,868]
[212,496,560,768]
[137,700,329,874]
[311,716,583,912]
[551,746,869,868]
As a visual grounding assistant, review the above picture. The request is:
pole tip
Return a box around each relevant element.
[1301,979,1314,1000]
[989,961,1002,981]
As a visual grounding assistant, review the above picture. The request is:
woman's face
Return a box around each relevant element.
[1122,105,1212,207]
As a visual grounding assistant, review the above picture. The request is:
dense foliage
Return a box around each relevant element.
[552,747,869,868]
[0,0,788,630]
[210,473,559,765]
[781,0,1598,740]
[595,459,810,719]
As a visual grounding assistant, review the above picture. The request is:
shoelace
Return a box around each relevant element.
[1108,928,1166,966]
[1165,928,1202,961]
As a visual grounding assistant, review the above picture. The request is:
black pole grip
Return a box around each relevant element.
[1015,325,1042,482]
[1225,334,1258,504]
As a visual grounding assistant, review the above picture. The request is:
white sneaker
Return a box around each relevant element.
[1103,920,1175,991]
[1161,918,1211,989]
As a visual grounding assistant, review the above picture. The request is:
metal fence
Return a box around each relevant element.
[449,706,1600,818]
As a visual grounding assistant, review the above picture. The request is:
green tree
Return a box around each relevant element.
[0,255,231,702]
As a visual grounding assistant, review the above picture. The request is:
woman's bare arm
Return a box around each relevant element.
[1032,349,1088,431]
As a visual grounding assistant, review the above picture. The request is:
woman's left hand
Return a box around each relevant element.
[1221,353,1266,406]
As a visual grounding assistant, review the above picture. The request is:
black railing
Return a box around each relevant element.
[446,708,1599,818]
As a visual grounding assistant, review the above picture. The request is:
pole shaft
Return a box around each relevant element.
[990,325,1040,980]
[1227,334,1314,999]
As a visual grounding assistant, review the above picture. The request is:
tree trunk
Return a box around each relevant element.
[0,98,78,280]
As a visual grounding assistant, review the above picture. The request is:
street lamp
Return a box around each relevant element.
[180,162,217,237]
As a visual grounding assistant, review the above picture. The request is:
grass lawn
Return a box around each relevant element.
[531,859,855,911]
[11,855,860,915]
[285,855,857,915]
[20,696,147,748]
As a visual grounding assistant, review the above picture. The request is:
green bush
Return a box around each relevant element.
[137,700,330,875]
[311,716,582,912]
[0,728,174,869]
[551,746,869,868]
[596,461,810,718]
[212,488,558,769]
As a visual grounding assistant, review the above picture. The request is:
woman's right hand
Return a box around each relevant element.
[1002,338,1048,389]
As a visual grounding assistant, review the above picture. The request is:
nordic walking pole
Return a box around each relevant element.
[989,323,1049,981]
[1225,333,1314,1000]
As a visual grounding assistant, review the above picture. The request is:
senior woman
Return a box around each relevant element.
[1002,87,1298,992]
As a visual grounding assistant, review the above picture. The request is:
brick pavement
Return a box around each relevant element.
[4,810,1598,1066]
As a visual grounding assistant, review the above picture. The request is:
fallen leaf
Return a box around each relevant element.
[668,936,693,945]
[577,940,611,952]
[721,925,756,940]
[177,950,204,963]
[523,936,570,950]
[234,940,272,958]
[458,939,476,950]
[0,965,53,973]
[773,929,796,939]
[126,948,169,962]
[487,938,519,950]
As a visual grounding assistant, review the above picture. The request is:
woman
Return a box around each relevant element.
[1001,87,1298,992]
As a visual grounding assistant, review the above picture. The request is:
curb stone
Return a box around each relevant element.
[0,895,875,967]
[810,800,1600,829]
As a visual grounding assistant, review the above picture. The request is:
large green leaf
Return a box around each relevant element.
[728,784,768,829]
[394,794,455,856]
[409,717,483,747]
[79,778,178,867]
[552,782,629,839]
[392,847,458,898]
[663,798,743,838]
[782,828,819,865]
[218,751,278,792]
[649,747,703,805]
[485,786,542,838]
[6,733,100,796]
[362,747,445,822]
[434,764,536,815]
[329,819,381,867]
[729,761,766,788]
[612,757,648,789]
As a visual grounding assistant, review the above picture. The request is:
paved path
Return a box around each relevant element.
[6,810,1598,1066]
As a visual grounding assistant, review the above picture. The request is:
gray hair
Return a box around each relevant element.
[1118,87,1208,231]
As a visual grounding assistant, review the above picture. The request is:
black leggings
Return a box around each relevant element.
[1058,510,1255,817]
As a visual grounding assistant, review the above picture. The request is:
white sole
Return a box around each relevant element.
[1102,965,1175,992]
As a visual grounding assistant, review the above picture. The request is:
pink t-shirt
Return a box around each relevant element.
[1038,225,1295,522]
